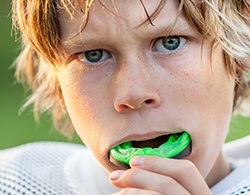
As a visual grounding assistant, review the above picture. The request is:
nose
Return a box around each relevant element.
[114,58,161,113]
[114,92,161,112]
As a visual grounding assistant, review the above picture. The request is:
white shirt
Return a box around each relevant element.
[0,135,250,195]
[0,142,118,195]
[211,135,250,194]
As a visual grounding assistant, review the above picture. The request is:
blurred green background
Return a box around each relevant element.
[0,1,82,149]
[1,1,250,150]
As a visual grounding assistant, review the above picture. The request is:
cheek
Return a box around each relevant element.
[154,46,235,176]
[159,50,234,124]
[177,54,235,177]
[57,65,117,158]
[57,66,101,144]
[172,79,233,179]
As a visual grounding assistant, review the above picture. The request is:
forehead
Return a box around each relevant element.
[58,0,186,41]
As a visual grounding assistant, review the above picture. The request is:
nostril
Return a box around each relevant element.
[114,95,161,112]
[145,99,153,104]
[119,105,129,110]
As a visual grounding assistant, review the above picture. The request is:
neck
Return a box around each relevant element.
[205,152,231,187]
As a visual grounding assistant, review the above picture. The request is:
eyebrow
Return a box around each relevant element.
[136,16,193,38]
[62,33,106,53]
[62,16,192,52]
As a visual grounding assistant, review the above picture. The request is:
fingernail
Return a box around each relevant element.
[109,170,124,181]
[130,156,144,167]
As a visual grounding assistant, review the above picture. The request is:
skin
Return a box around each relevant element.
[57,0,235,194]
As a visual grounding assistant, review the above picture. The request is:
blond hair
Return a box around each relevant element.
[12,0,250,136]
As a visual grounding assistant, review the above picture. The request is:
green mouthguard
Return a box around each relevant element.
[110,132,191,165]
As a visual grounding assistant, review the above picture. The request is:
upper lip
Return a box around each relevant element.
[111,130,185,148]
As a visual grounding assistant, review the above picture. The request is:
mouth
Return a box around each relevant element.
[109,131,191,169]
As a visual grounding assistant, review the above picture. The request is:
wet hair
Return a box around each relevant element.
[12,0,250,136]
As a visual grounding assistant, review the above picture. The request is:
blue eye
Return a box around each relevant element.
[154,36,186,53]
[77,49,111,64]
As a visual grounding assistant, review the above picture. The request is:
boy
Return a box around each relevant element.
[1,0,250,194]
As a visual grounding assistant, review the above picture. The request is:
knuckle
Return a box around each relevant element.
[150,192,162,195]
[144,156,159,166]
[122,168,141,184]
[118,188,131,194]
[118,188,162,195]
[173,160,196,179]
[180,159,196,171]
[125,168,140,178]
[159,176,178,189]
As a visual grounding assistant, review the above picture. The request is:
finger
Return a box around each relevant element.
[129,157,211,195]
[109,169,191,195]
[111,188,162,195]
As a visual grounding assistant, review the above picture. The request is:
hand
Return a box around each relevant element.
[109,157,212,195]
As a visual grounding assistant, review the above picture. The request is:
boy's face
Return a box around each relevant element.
[57,0,235,178]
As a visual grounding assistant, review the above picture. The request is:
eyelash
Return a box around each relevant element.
[152,36,187,54]
[76,49,112,65]
[74,35,188,65]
